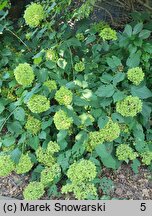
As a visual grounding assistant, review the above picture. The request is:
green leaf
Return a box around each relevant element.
[85,35,96,45]
[57,130,68,150]
[124,24,132,37]
[13,107,25,122]
[126,52,141,67]
[28,136,39,150]
[96,84,115,98]
[7,121,22,135]
[113,91,125,103]
[139,30,151,39]
[0,103,4,114]
[98,116,109,129]
[95,144,119,169]
[131,85,152,99]
[57,58,67,69]
[113,73,125,86]
[2,136,15,147]
[131,159,141,174]
[133,23,143,35]
[10,148,22,164]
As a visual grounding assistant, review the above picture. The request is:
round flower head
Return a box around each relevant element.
[0,155,15,177]
[116,96,142,117]
[15,154,33,174]
[99,27,117,41]
[74,61,85,72]
[14,63,34,86]
[140,151,152,165]
[47,141,60,154]
[24,3,44,28]
[25,116,41,134]
[76,33,85,41]
[127,67,144,85]
[86,131,104,152]
[92,21,109,33]
[53,110,73,130]
[67,159,97,184]
[36,147,56,167]
[62,182,97,200]
[46,49,58,62]
[40,163,61,187]
[100,118,120,142]
[55,86,73,106]
[116,144,138,161]
[27,95,50,113]
[23,182,45,200]
[43,80,57,92]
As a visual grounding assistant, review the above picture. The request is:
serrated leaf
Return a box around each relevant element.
[98,116,109,129]
[113,73,125,86]
[126,52,141,67]
[13,107,25,122]
[131,85,152,99]
[96,84,115,98]
[139,29,151,39]
[113,91,126,103]
[124,24,132,37]
[133,23,143,35]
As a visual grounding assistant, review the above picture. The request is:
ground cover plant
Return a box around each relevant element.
[0,0,152,200]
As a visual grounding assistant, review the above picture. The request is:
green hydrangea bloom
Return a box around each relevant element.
[27,95,50,113]
[43,80,57,92]
[23,182,45,200]
[46,49,58,62]
[62,182,97,200]
[76,33,85,41]
[127,67,144,85]
[74,61,85,72]
[92,21,109,33]
[36,147,56,167]
[53,110,73,130]
[0,155,15,176]
[116,144,138,161]
[2,145,15,152]
[24,3,44,28]
[116,96,142,117]
[119,123,130,134]
[67,159,97,184]
[40,163,61,187]
[100,118,120,142]
[55,86,73,106]
[86,131,104,152]
[99,27,117,41]
[47,141,60,154]
[140,151,152,165]
[15,154,33,174]
[25,116,41,134]
[14,63,34,86]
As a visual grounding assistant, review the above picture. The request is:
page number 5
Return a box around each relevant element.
[140,203,146,211]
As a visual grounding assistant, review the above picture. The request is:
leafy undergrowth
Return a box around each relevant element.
[0,0,152,200]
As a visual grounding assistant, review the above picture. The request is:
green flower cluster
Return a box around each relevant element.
[99,27,117,41]
[86,131,104,152]
[76,33,85,41]
[25,116,41,134]
[23,182,45,200]
[27,95,50,113]
[67,159,96,183]
[62,160,97,199]
[92,21,109,33]
[15,154,33,174]
[46,49,58,62]
[127,67,144,85]
[14,63,35,87]
[74,61,85,72]
[116,96,142,117]
[53,110,73,130]
[40,163,61,187]
[140,151,152,165]
[55,86,73,106]
[116,144,138,161]
[36,141,60,166]
[0,155,15,176]
[24,3,44,28]
[43,80,57,92]
[62,182,97,200]
[119,123,130,134]
[47,141,60,154]
[100,118,120,142]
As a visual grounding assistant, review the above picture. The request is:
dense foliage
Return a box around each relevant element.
[0,0,152,200]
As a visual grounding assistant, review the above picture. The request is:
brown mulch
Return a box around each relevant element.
[0,164,151,200]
